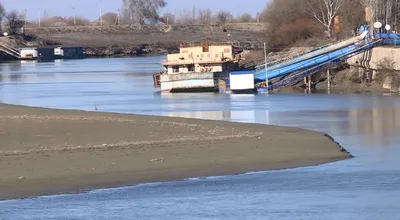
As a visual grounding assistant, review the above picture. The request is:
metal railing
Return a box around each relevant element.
[160,72,214,82]
[0,42,20,58]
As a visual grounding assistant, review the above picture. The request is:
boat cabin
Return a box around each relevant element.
[20,47,55,60]
[54,46,84,59]
[161,42,240,74]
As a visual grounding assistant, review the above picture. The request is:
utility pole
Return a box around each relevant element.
[327,68,331,92]
[24,9,27,28]
[264,42,269,90]
[73,6,76,26]
[117,9,121,25]
[38,9,41,27]
[98,0,103,26]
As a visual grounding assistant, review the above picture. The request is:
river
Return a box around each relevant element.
[1,57,400,220]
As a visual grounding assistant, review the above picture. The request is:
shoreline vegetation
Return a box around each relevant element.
[0,23,267,60]
[0,103,352,200]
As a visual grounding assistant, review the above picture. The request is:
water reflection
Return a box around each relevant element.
[162,110,272,124]
[0,62,23,83]
[348,107,400,146]
[161,106,400,147]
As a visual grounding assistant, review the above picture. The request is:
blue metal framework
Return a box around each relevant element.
[226,29,400,92]
[268,39,382,90]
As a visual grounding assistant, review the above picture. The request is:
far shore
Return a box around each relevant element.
[0,103,352,200]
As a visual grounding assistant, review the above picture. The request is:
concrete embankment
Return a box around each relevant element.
[347,47,400,92]
[310,46,400,94]
[0,103,351,200]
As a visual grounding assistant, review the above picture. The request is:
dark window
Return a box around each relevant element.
[188,64,195,72]
[202,43,209,52]
[172,66,179,73]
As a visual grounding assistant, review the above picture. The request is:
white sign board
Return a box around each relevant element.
[230,73,255,90]
[54,47,63,56]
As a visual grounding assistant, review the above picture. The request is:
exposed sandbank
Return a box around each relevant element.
[0,103,352,200]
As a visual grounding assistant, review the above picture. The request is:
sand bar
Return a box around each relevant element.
[0,103,352,200]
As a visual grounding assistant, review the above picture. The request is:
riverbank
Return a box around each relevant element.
[0,103,351,200]
[23,23,266,57]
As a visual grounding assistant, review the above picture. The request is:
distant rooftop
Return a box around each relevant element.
[20,45,84,49]
[144,18,166,25]
[20,46,57,49]
[179,41,233,48]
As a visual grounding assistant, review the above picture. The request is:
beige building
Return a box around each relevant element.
[162,43,239,74]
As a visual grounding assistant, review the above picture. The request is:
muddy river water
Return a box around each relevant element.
[0,57,399,220]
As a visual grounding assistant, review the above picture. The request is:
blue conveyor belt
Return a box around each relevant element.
[253,40,367,82]
[256,38,362,72]
[229,31,399,90]
[268,39,382,90]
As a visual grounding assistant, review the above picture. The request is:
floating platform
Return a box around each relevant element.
[20,46,85,60]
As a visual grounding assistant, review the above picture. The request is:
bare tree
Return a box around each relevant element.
[237,13,253,23]
[197,8,213,25]
[384,0,394,26]
[0,3,5,32]
[375,0,396,28]
[122,0,167,25]
[175,9,196,24]
[215,11,233,24]
[363,0,400,32]
[393,0,400,31]
[192,5,197,24]
[6,10,24,34]
[306,0,345,38]
[337,0,365,35]
[42,10,50,19]
[101,12,118,25]
[260,0,308,24]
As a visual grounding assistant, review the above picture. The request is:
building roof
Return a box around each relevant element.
[230,70,255,75]
[144,18,166,25]
[20,45,84,50]
[20,46,56,50]
[56,46,84,49]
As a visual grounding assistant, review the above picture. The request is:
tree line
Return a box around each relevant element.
[121,0,256,25]
[0,4,25,33]
[0,0,259,30]
[2,0,400,44]
[260,0,400,49]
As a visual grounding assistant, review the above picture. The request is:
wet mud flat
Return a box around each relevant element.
[0,103,351,200]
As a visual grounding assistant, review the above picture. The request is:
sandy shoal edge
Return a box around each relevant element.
[0,103,353,200]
